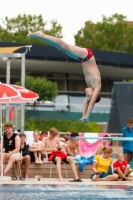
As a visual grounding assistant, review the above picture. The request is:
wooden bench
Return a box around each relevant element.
[5,146,122,179]
[6,162,93,179]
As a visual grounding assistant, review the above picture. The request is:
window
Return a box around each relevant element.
[68,80,85,91]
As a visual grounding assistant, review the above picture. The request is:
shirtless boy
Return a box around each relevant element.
[41,127,82,182]
[67,132,82,156]
[28,30,101,123]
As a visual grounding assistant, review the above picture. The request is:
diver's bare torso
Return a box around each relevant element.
[82,56,101,90]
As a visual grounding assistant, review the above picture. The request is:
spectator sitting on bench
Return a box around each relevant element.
[41,127,82,182]
[113,153,133,181]
[16,133,31,178]
[0,122,22,176]
[29,130,43,164]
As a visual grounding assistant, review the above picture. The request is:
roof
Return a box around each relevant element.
[0,46,25,53]
[0,41,133,68]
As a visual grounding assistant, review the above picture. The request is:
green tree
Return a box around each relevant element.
[0,14,63,44]
[75,14,133,53]
[15,75,58,101]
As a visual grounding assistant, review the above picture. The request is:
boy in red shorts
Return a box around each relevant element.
[113,153,133,181]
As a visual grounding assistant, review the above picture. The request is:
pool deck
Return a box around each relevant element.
[0,178,133,186]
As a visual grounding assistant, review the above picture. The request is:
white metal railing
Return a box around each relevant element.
[69,136,132,141]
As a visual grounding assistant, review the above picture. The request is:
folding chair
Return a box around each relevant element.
[43,151,68,180]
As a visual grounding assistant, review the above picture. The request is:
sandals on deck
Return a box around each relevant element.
[19,176,25,180]
[12,176,18,180]
[69,178,83,182]
[12,176,25,180]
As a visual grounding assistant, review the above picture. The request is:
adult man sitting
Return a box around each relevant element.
[63,131,71,142]
[0,122,21,176]
[41,127,82,182]
[113,153,133,181]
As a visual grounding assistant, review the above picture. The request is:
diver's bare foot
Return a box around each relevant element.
[27,30,43,38]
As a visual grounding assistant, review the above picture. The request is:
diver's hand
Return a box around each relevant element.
[79,117,89,123]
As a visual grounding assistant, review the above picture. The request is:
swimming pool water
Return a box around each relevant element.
[0,184,133,200]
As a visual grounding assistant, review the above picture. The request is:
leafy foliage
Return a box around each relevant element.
[15,75,58,101]
[0,14,63,44]
[123,79,133,82]
[25,119,101,132]
[75,14,133,53]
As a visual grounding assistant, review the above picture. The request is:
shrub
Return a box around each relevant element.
[25,119,101,133]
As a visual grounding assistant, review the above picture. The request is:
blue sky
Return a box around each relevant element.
[0,0,133,44]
